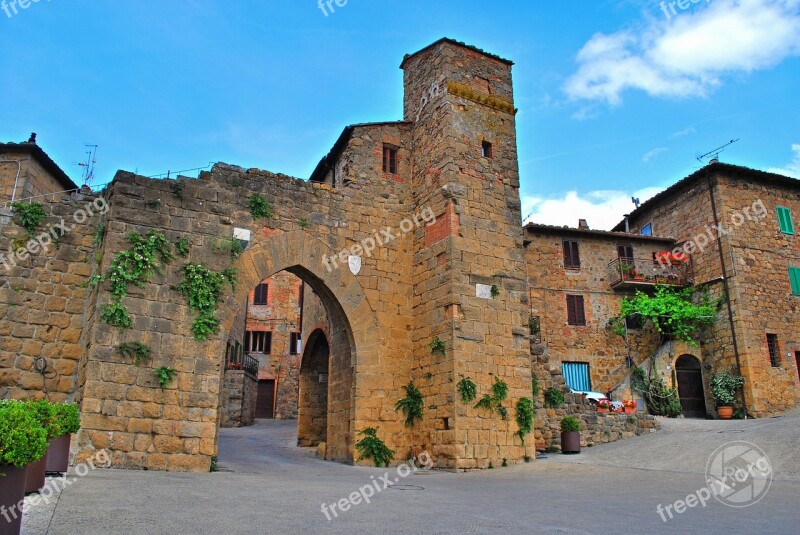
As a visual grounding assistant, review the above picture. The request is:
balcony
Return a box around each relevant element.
[226,352,259,379]
[608,256,692,290]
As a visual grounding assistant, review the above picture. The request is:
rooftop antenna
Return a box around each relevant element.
[631,197,641,209]
[696,139,739,164]
[77,144,98,187]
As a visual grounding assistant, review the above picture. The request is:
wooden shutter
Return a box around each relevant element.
[777,206,795,235]
[790,267,800,296]
[563,241,580,269]
[618,245,634,261]
[567,295,586,326]
[253,284,268,305]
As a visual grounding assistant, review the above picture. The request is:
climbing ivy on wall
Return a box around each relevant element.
[90,230,174,329]
[515,397,535,440]
[176,264,237,340]
[475,377,510,420]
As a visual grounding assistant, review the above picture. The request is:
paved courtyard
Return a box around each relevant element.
[21,411,800,535]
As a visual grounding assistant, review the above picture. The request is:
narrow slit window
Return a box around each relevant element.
[383,145,398,175]
[482,140,493,159]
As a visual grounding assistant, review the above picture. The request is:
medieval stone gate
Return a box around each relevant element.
[1,39,538,471]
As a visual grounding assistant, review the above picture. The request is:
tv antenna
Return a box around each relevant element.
[77,144,98,187]
[631,197,641,209]
[696,139,739,164]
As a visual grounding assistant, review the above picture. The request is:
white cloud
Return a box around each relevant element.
[669,126,696,139]
[564,0,800,105]
[642,147,668,162]
[522,186,665,231]
[768,144,800,178]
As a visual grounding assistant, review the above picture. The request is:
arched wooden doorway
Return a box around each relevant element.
[675,355,706,418]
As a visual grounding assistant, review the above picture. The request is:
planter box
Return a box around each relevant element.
[0,464,28,535]
[561,431,581,454]
[25,449,48,494]
[46,435,71,475]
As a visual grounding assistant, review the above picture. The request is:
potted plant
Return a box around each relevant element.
[560,416,581,454]
[620,263,634,280]
[46,403,80,475]
[1,400,48,535]
[595,399,611,413]
[622,400,637,414]
[711,371,745,420]
[25,400,59,494]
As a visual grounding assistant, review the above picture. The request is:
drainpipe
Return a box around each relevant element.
[706,170,748,418]
[1,159,25,203]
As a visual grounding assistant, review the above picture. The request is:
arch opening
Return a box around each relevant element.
[675,354,707,418]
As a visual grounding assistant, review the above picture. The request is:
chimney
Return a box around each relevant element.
[578,219,589,230]
[27,132,37,144]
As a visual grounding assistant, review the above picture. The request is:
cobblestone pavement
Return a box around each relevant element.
[21,415,800,535]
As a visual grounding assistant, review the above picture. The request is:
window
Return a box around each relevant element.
[245,331,272,354]
[625,313,645,330]
[566,295,586,326]
[789,267,800,296]
[481,140,493,159]
[562,362,591,392]
[618,245,634,262]
[290,332,301,355]
[641,224,653,236]
[563,240,581,269]
[382,145,398,175]
[777,206,795,235]
[253,283,268,306]
[767,334,780,367]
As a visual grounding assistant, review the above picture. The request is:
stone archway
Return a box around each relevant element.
[216,231,380,463]
[298,329,330,448]
[675,354,706,418]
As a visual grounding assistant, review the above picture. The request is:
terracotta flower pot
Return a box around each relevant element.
[596,407,609,413]
[24,449,48,494]
[45,435,71,475]
[624,407,636,414]
[561,431,581,454]
[0,464,28,535]
[717,406,734,420]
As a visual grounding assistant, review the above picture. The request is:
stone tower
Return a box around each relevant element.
[402,39,531,468]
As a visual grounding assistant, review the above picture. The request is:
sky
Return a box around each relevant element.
[1,0,798,230]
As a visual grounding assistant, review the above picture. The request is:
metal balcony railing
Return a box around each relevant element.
[226,352,259,378]
[608,256,692,290]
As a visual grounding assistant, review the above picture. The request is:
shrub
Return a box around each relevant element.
[395,381,423,426]
[560,416,581,433]
[355,428,394,467]
[248,194,273,220]
[457,377,477,403]
[52,403,81,436]
[710,371,745,407]
[0,400,48,469]
[26,399,60,440]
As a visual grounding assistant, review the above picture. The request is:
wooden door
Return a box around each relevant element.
[256,380,275,419]
[676,355,706,418]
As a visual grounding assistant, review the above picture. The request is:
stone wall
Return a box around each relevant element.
[0,152,73,203]
[220,370,257,428]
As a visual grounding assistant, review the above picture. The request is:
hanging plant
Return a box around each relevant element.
[457,377,477,403]
[395,381,424,426]
[175,264,237,340]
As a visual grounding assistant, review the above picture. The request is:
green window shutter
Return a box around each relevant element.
[790,267,800,296]
[777,206,795,235]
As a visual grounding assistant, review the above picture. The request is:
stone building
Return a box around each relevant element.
[612,163,800,417]
[1,134,78,206]
[0,39,797,474]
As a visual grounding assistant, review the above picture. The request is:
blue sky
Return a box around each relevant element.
[1,0,798,229]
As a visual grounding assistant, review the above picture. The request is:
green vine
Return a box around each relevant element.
[428,337,446,355]
[544,387,565,408]
[176,263,237,340]
[175,237,191,258]
[89,230,173,329]
[213,236,244,259]
[457,377,477,403]
[116,342,152,365]
[474,377,509,419]
[355,427,395,467]
[631,365,682,417]
[248,194,274,220]
[515,398,534,440]
[154,367,177,388]
[93,223,106,249]
[613,286,720,346]
[395,381,424,426]
[11,202,47,237]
